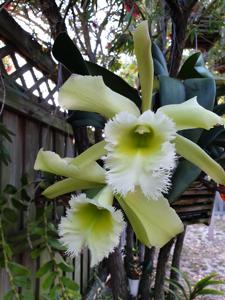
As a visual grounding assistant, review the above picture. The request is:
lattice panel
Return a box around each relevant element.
[0,39,58,107]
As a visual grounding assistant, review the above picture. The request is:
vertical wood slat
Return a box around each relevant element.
[0,107,90,299]
[0,111,24,297]
[38,125,53,298]
[22,120,40,293]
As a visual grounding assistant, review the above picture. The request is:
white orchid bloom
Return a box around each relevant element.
[58,186,125,266]
[104,110,177,199]
[35,21,225,253]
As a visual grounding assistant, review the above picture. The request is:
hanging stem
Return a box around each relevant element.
[0,220,20,300]
[43,203,69,300]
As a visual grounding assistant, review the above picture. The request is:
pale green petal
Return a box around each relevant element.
[117,188,183,247]
[59,75,140,118]
[34,149,105,183]
[175,134,225,184]
[42,178,104,199]
[133,21,153,112]
[70,140,107,167]
[34,149,78,176]
[159,97,223,130]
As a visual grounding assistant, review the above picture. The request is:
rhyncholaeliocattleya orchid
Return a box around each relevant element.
[58,186,125,266]
[34,21,225,265]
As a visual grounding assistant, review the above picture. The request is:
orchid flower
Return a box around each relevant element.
[58,186,125,266]
[34,21,225,265]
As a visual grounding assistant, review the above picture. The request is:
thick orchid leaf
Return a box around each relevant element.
[168,161,201,203]
[198,126,225,148]
[178,52,213,79]
[152,42,169,76]
[184,78,216,110]
[159,76,216,110]
[214,103,225,115]
[67,111,106,128]
[86,61,141,108]
[52,32,89,75]
[159,76,186,106]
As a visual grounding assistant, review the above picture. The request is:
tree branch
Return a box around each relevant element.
[37,0,66,38]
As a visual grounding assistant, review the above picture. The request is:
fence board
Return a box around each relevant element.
[22,119,40,292]
[0,110,24,297]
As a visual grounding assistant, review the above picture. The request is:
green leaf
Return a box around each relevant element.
[20,174,28,186]
[0,195,7,207]
[168,160,201,203]
[36,261,54,278]
[4,243,12,258]
[57,261,73,272]
[197,289,224,295]
[21,289,35,300]
[2,290,14,300]
[31,246,45,259]
[42,273,57,290]
[4,184,17,194]
[178,52,213,79]
[11,198,27,210]
[49,286,58,300]
[3,208,17,222]
[165,279,188,300]
[48,239,66,251]
[8,262,30,277]
[214,103,225,115]
[61,277,79,290]
[159,76,185,106]
[20,188,30,202]
[198,126,225,149]
[193,273,224,292]
[152,42,169,76]
[52,32,89,76]
[14,276,31,289]
[67,111,105,129]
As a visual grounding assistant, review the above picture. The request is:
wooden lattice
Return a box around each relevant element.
[0,39,58,107]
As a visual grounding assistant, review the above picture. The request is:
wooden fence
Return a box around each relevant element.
[0,33,91,298]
